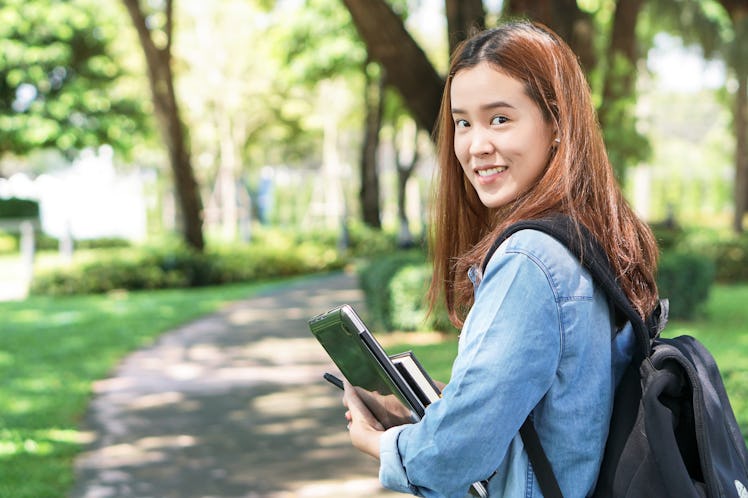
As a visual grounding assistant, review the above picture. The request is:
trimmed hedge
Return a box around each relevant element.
[358,250,455,334]
[656,251,715,320]
[0,198,39,219]
[652,225,748,284]
[30,241,346,296]
[710,238,748,283]
[358,249,426,331]
[27,223,403,296]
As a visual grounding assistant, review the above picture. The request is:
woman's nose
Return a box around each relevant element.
[468,127,494,156]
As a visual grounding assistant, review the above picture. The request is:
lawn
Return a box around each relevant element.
[0,276,308,498]
[392,284,748,444]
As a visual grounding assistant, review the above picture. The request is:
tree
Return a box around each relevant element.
[596,0,649,178]
[176,0,281,240]
[120,0,205,251]
[390,111,422,247]
[0,0,147,170]
[340,0,445,133]
[445,0,486,55]
[503,0,596,72]
[340,0,601,135]
[714,0,748,232]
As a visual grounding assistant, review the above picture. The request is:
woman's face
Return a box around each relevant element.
[450,62,554,209]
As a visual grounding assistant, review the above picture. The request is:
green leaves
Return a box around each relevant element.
[0,0,149,157]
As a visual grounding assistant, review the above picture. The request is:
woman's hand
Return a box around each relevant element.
[354,388,413,428]
[342,380,385,459]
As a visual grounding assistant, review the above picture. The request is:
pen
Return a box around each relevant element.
[323,372,344,390]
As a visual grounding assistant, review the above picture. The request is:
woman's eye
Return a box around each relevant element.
[491,115,508,125]
[455,119,469,128]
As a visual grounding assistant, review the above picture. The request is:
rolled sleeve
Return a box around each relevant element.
[379,425,420,494]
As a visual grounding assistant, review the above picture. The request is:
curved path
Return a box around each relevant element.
[70,272,403,498]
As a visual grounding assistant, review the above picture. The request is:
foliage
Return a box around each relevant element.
[711,238,748,283]
[358,249,454,333]
[344,220,400,257]
[657,250,715,320]
[274,0,365,84]
[29,236,347,296]
[0,198,39,219]
[0,278,300,498]
[0,0,149,158]
[655,226,748,284]
[0,231,16,252]
[601,53,652,179]
[649,222,685,251]
[388,264,433,330]
[358,249,426,331]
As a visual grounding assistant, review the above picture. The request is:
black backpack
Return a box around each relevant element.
[485,216,748,498]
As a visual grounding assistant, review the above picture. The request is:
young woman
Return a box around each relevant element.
[342,21,659,498]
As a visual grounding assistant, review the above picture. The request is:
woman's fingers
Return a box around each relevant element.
[343,381,385,431]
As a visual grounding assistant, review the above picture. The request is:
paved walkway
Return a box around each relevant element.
[70,272,404,498]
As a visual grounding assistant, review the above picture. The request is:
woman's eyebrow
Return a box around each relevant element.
[451,101,516,114]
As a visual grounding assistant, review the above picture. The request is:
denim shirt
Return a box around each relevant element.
[379,230,635,498]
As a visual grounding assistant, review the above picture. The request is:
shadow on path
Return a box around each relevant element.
[70,272,403,498]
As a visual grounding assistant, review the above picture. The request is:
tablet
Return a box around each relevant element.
[308,304,426,424]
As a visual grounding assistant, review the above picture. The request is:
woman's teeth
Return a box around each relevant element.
[477,166,507,177]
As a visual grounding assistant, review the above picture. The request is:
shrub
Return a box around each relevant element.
[0,231,17,253]
[0,198,39,219]
[657,250,715,320]
[669,228,748,284]
[649,222,684,251]
[29,239,347,296]
[358,250,455,333]
[358,250,425,331]
[389,264,455,333]
[345,221,399,257]
[389,265,431,331]
[711,238,748,283]
[76,238,132,250]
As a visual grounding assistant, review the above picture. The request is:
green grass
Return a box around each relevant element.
[0,276,308,498]
[390,284,748,444]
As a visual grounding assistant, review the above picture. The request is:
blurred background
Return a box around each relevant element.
[1,1,748,496]
[1,0,746,301]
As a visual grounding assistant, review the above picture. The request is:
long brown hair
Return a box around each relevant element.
[428,21,659,327]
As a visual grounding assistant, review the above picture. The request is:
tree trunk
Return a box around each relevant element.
[716,0,748,232]
[445,0,485,56]
[394,120,419,248]
[598,0,645,179]
[360,62,384,229]
[121,0,205,251]
[341,0,444,133]
[503,0,596,72]
[734,67,748,233]
[599,0,644,121]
